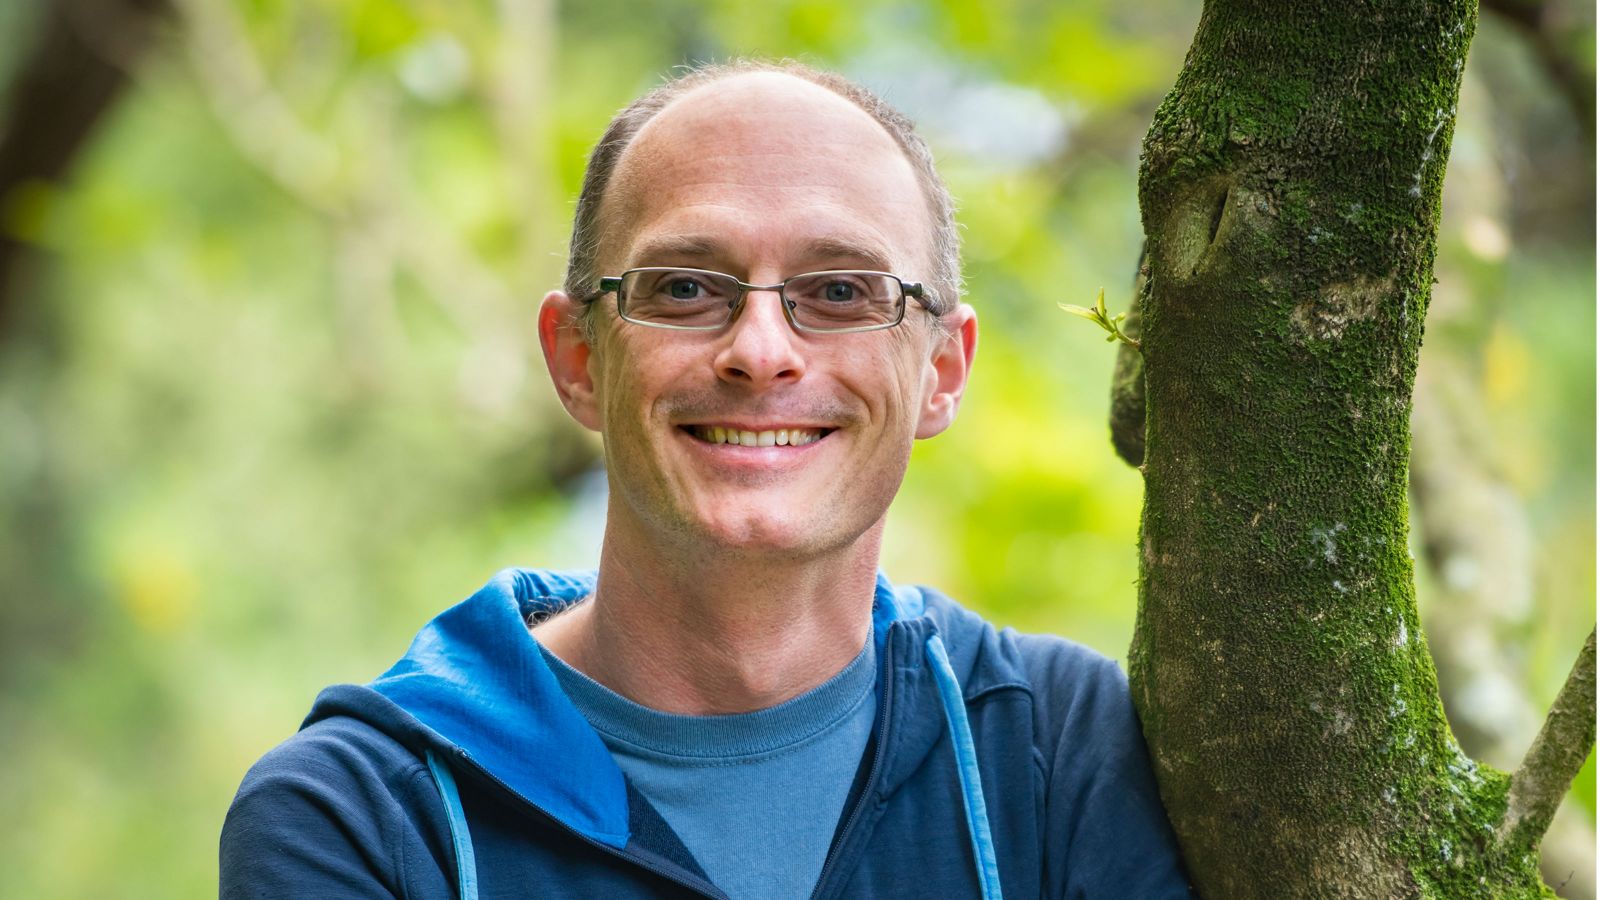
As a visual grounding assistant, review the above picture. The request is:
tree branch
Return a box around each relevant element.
[174,0,536,414]
[488,0,557,297]
[0,0,170,334]
[1480,0,1595,143]
[1500,627,1598,849]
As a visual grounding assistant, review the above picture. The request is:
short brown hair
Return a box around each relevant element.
[563,59,962,338]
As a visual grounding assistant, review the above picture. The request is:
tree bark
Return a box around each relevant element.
[1127,0,1594,895]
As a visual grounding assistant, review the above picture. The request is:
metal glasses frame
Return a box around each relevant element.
[596,266,933,334]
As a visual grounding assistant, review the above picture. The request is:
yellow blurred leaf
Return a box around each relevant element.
[1482,321,1531,412]
[110,540,198,636]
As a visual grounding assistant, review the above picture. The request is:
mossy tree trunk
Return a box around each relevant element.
[1124,0,1596,896]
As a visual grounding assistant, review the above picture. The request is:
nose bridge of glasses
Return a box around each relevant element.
[729,279,798,326]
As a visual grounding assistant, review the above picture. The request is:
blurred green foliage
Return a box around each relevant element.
[0,1,1591,896]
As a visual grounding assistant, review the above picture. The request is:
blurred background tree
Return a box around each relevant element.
[0,1,1590,896]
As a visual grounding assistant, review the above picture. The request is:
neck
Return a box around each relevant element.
[534,516,881,715]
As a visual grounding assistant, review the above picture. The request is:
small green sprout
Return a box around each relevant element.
[1060,288,1140,350]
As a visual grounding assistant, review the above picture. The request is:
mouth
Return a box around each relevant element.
[679,425,834,447]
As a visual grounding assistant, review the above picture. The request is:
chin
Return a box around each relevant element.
[690,507,839,558]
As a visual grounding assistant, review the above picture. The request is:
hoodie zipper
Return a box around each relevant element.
[807,623,900,900]
[448,746,730,900]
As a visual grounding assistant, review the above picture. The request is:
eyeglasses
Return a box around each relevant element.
[595,267,934,334]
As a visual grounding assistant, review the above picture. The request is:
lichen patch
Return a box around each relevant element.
[1290,274,1396,342]
[1309,522,1348,567]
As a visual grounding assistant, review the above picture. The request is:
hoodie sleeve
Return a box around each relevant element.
[1019,637,1195,900]
[220,718,456,899]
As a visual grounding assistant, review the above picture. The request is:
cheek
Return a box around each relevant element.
[880,339,932,425]
[589,341,647,436]
[848,349,926,436]
[594,338,695,433]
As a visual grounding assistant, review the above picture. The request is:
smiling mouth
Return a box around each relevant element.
[682,425,832,447]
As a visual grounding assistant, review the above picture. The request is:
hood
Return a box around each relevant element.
[302,568,953,850]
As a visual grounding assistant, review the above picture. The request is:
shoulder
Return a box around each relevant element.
[231,714,434,812]
[910,586,1152,791]
[222,716,452,898]
[1008,632,1132,740]
[912,584,1129,712]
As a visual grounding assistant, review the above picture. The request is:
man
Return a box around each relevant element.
[221,60,1192,899]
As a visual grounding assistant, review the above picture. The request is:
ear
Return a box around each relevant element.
[915,303,978,439]
[538,291,602,432]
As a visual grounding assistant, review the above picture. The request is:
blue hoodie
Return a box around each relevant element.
[221,569,1193,899]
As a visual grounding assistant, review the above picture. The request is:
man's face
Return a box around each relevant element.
[542,73,975,562]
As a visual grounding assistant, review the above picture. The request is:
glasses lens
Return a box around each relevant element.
[784,272,903,331]
[620,269,739,328]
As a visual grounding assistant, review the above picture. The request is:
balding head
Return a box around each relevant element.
[563,61,962,339]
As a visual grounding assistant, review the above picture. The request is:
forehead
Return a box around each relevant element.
[599,72,932,274]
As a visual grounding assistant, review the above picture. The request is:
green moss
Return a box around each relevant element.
[1396,752,1551,898]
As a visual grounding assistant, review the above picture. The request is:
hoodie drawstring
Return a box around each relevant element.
[426,750,480,900]
[924,633,1005,900]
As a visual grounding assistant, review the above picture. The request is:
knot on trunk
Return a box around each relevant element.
[1158,175,1238,282]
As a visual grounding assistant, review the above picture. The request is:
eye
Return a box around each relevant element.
[822,281,857,303]
[667,278,702,300]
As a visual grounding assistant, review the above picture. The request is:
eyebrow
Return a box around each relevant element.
[626,234,899,273]
[799,236,895,272]
[627,234,723,267]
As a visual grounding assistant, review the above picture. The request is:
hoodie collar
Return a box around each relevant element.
[366,568,919,849]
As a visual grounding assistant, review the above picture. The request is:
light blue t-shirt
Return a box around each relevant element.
[540,640,877,900]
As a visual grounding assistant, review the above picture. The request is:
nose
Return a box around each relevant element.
[714,287,806,389]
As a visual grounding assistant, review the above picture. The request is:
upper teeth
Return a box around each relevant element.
[692,426,824,447]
